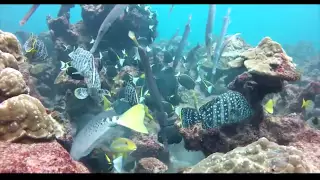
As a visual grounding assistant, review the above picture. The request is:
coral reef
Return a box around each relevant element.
[289,81,320,113]
[184,137,310,173]
[179,112,320,172]
[131,133,166,161]
[0,94,65,142]
[228,37,300,81]
[47,4,158,61]
[0,30,25,62]
[0,68,28,100]
[134,157,168,173]
[0,50,19,71]
[0,141,89,173]
[0,30,79,173]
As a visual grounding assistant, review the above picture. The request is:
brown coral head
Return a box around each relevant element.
[0,50,19,71]
[0,68,28,99]
[0,30,25,62]
[0,94,63,142]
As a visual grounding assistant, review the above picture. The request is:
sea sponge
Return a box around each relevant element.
[228,37,300,81]
[0,94,65,142]
[0,68,28,99]
[0,50,19,71]
[184,137,311,173]
[0,30,24,62]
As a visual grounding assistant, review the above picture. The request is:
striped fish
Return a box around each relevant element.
[181,91,254,129]
[23,34,48,61]
[124,82,138,106]
[68,47,102,102]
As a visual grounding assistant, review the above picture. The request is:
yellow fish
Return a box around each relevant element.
[128,31,140,47]
[264,99,274,114]
[103,95,112,111]
[110,137,137,154]
[116,104,149,134]
[144,105,154,122]
[104,137,136,174]
[302,98,313,109]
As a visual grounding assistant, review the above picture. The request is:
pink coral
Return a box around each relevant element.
[0,140,89,173]
[134,157,168,173]
[131,133,165,160]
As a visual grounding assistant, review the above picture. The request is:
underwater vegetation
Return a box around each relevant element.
[0,4,319,173]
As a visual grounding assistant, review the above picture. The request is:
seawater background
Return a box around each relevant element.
[0,4,319,49]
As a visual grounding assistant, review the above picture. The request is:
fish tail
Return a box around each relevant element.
[181,107,201,128]
[301,98,306,108]
[191,90,198,110]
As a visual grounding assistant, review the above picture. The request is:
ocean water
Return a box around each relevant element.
[0,4,319,49]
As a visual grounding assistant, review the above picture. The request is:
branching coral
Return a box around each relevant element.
[0,94,65,142]
[0,30,25,62]
[184,137,311,173]
[0,68,28,100]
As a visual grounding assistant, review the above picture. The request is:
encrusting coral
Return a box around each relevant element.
[0,93,65,142]
[0,68,29,100]
[184,137,310,173]
[228,37,300,81]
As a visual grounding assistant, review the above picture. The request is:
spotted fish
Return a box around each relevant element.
[68,47,102,102]
[181,91,254,129]
[124,82,138,106]
[23,34,48,61]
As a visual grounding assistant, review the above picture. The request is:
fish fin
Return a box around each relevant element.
[174,71,180,77]
[301,98,305,108]
[112,156,124,173]
[74,88,89,100]
[146,46,152,52]
[72,72,81,75]
[90,38,95,44]
[60,61,66,70]
[99,51,103,59]
[128,31,140,47]
[195,76,201,83]
[119,58,125,66]
[181,107,201,128]
[264,99,274,114]
[103,96,112,111]
[116,104,148,134]
[132,77,139,85]
[301,98,307,108]
[207,86,213,94]
[105,154,112,164]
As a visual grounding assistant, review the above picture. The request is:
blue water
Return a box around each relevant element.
[0,4,319,49]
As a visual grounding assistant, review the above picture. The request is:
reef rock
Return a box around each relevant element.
[0,140,89,173]
[179,112,320,160]
[184,137,310,173]
[289,81,320,113]
[131,133,165,161]
[134,157,168,173]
